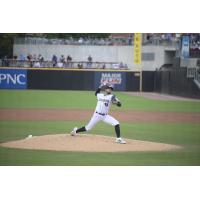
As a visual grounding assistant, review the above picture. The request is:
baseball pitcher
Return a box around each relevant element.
[71,83,126,144]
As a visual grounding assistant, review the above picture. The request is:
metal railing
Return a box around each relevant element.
[187,67,197,78]
[195,71,200,85]
[0,59,129,70]
[187,67,200,89]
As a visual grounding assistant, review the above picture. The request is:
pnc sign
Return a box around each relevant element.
[0,69,27,89]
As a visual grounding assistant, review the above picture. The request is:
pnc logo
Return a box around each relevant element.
[0,73,26,85]
[0,69,27,89]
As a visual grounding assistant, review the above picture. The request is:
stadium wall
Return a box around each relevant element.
[27,69,142,91]
[13,45,169,71]
[154,67,200,99]
[1,67,199,98]
[1,68,151,91]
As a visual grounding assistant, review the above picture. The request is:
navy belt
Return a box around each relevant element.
[96,112,107,116]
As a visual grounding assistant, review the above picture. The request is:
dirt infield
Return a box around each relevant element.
[0,134,182,152]
[0,109,199,123]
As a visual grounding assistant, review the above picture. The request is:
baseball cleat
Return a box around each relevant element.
[70,127,78,136]
[115,137,126,144]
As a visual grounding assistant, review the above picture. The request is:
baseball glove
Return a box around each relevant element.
[116,102,122,107]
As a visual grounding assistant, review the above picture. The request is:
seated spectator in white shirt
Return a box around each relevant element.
[112,63,120,69]
[57,62,63,68]
[33,61,41,68]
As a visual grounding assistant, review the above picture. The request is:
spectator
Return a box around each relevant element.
[87,55,92,67]
[161,34,166,41]
[2,56,9,66]
[27,54,32,61]
[119,62,124,68]
[33,61,41,68]
[66,55,72,67]
[60,55,65,63]
[112,63,120,69]
[128,35,132,45]
[78,37,83,44]
[166,33,172,42]
[57,62,63,68]
[36,54,44,67]
[147,34,151,41]
[102,63,106,69]
[52,55,57,67]
[33,54,37,61]
[78,63,83,69]
[38,54,44,62]
[13,54,18,60]
[67,55,72,62]
[19,54,26,61]
[26,54,33,67]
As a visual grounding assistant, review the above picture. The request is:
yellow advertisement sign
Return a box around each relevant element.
[134,33,142,65]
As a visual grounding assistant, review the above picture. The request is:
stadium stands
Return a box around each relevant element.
[13,33,181,47]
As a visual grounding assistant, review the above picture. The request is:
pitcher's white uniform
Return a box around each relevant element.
[70,83,126,144]
[85,93,119,131]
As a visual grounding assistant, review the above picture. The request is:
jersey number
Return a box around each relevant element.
[104,103,108,107]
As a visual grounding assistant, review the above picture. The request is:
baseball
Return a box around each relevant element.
[28,134,32,138]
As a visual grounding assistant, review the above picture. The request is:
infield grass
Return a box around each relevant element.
[0,89,200,112]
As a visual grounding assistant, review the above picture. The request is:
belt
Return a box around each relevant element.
[95,112,107,116]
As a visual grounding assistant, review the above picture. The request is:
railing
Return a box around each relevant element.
[187,67,200,89]
[195,71,200,85]
[0,59,129,70]
[187,67,197,78]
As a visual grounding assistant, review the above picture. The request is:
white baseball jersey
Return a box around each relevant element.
[95,93,118,114]
[85,93,120,131]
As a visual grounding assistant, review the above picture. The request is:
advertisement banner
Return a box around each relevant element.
[181,36,190,58]
[134,33,142,65]
[94,72,126,91]
[0,69,27,89]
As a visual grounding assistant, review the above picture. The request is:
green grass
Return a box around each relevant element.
[0,89,200,165]
[0,89,200,112]
[1,147,200,166]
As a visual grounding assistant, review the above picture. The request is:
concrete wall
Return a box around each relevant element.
[13,44,169,71]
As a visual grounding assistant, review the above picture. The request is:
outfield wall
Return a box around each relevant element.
[0,68,155,91]
[1,67,199,98]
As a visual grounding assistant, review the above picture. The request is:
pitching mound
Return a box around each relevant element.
[0,134,182,152]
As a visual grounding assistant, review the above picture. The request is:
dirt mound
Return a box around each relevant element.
[0,134,182,152]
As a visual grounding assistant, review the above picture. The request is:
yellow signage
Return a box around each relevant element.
[134,33,142,65]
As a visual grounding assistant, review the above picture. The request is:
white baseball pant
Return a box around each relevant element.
[85,112,119,131]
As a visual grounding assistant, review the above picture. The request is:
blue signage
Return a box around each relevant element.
[0,69,27,89]
[94,72,126,91]
[181,36,190,59]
